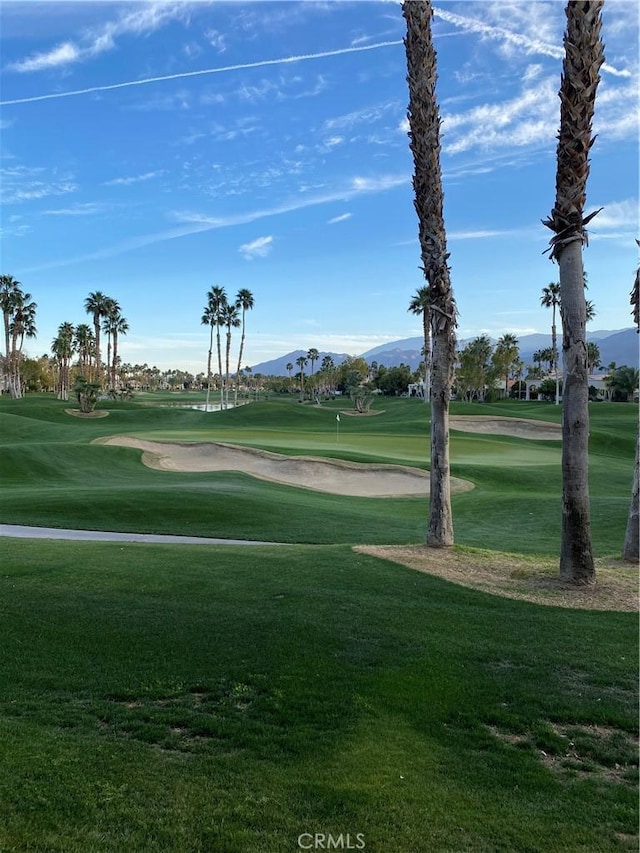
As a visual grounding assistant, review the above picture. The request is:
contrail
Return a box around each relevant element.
[0,40,403,106]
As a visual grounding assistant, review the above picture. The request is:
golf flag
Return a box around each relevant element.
[336,414,340,422]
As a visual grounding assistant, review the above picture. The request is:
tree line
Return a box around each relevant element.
[0,276,129,403]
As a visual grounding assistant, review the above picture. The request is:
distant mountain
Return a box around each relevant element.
[250,350,351,377]
[363,337,423,358]
[250,329,637,376]
[360,329,638,372]
[598,328,639,368]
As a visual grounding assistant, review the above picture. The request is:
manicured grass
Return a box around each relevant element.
[0,539,637,852]
[0,394,635,554]
[0,394,637,850]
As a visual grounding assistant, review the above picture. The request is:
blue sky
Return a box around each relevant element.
[1,0,638,373]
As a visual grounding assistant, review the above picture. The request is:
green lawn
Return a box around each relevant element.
[0,539,637,852]
[0,395,635,554]
[0,393,637,851]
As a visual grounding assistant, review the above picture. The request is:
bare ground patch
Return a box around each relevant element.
[450,416,561,440]
[486,722,639,788]
[354,545,638,611]
[65,409,110,419]
[94,435,473,498]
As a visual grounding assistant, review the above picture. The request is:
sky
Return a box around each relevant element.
[1,0,638,374]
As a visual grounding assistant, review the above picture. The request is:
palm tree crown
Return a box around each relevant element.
[84,291,112,383]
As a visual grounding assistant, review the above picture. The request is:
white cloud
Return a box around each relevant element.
[588,199,639,232]
[204,28,227,52]
[41,203,106,216]
[442,77,558,154]
[1,165,77,203]
[323,136,344,149]
[432,5,631,78]
[239,235,274,260]
[328,213,352,225]
[10,41,80,73]
[9,2,189,73]
[325,101,400,131]
[104,171,165,186]
[351,174,407,192]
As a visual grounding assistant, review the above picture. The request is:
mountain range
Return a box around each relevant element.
[250,329,638,376]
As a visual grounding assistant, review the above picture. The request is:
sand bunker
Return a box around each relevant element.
[97,436,473,498]
[450,416,561,440]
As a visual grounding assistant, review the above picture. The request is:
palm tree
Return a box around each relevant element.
[221,302,240,408]
[586,341,601,375]
[542,0,604,584]
[0,275,21,390]
[234,288,254,407]
[404,0,457,547]
[244,364,252,400]
[110,314,129,389]
[84,291,112,385]
[99,298,119,383]
[74,324,94,373]
[321,354,335,396]
[9,294,37,397]
[307,348,319,376]
[286,362,293,385]
[201,286,228,409]
[0,275,27,397]
[408,285,431,403]
[201,303,216,410]
[493,333,519,397]
[210,286,227,402]
[540,282,561,405]
[296,355,308,402]
[623,253,639,563]
[52,322,74,401]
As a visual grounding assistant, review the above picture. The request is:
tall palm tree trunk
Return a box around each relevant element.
[234,319,246,408]
[112,332,119,390]
[404,0,457,547]
[552,307,560,405]
[216,326,223,408]
[543,0,604,584]
[623,437,639,563]
[422,310,431,404]
[622,258,639,563]
[225,330,233,409]
[205,324,214,410]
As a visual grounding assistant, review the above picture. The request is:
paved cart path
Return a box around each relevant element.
[0,524,281,546]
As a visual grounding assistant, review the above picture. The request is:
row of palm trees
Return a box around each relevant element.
[201,286,254,409]
[51,292,129,399]
[284,348,333,402]
[0,274,38,399]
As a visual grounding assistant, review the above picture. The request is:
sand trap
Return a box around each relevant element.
[450,416,561,440]
[96,436,473,498]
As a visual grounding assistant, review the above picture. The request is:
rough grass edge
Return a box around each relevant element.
[354,544,639,611]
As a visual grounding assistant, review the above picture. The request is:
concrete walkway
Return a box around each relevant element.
[0,524,281,546]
